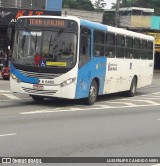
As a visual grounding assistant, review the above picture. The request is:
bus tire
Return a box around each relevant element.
[31,95,44,101]
[127,77,137,97]
[85,80,98,105]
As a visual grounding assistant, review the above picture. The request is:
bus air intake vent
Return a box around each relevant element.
[22,87,57,96]
[18,70,61,79]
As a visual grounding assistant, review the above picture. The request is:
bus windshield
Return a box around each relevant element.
[12,29,77,69]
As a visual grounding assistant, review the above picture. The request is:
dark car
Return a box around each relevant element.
[1,66,10,80]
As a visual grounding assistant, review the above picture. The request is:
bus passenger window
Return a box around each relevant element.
[140,40,147,59]
[79,27,91,68]
[93,30,105,57]
[116,35,125,58]
[105,32,115,58]
[125,37,133,59]
[133,38,140,59]
[147,41,153,60]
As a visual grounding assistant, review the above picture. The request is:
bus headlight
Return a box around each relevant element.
[11,73,21,83]
[60,78,76,87]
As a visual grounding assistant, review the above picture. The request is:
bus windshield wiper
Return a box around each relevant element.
[48,28,64,51]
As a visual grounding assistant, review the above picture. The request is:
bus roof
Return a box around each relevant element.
[17,15,154,41]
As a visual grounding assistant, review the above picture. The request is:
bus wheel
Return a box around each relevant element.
[30,95,44,101]
[127,77,137,97]
[86,80,98,105]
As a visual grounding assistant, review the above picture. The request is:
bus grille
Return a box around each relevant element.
[18,69,61,79]
[22,87,57,96]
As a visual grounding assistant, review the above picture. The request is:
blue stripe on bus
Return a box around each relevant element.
[75,57,107,99]
[80,19,108,31]
[10,63,39,84]
[75,19,108,99]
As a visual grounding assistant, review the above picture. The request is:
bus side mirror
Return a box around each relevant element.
[8,21,16,46]
[7,28,12,44]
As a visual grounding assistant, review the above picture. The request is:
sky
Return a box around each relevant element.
[91,0,117,9]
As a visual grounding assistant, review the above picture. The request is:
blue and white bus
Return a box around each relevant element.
[10,16,154,105]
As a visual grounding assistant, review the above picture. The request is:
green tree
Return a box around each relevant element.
[94,0,106,9]
[62,0,94,10]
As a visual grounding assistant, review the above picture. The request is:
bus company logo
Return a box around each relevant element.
[108,63,117,71]
[2,158,12,163]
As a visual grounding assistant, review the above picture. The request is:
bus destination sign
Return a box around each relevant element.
[28,19,65,27]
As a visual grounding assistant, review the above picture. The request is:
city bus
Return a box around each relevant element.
[10,16,154,105]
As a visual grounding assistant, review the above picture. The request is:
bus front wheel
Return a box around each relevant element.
[127,77,137,97]
[85,80,98,105]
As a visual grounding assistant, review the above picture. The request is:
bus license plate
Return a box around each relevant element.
[39,79,54,85]
[33,85,44,90]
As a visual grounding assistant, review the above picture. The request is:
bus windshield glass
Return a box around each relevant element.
[12,19,78,69]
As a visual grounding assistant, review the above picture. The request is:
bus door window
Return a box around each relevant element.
[116,34,125,58]
[105,32,116,58]
[79,27,91,68]
[125,37,133,59]
[93,30,105,57]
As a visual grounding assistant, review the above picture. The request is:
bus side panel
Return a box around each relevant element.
[104,58,154,94]
[135,59,153,88]
[104,58,131,94]
[75,57,107,99]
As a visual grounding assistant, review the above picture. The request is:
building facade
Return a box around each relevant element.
[104,7,160,69]
[0,0,62,11]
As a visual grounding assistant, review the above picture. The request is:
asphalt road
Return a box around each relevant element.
[0,71,160,166]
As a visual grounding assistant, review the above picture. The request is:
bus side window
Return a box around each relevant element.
[93,30,105,57]
[147,41,153,60]
[125,36,133,59]
[133,38,140,59]
[116,34,125,58]
[79,27,91,68]
[140,40,147,59]
[105,32,116,58]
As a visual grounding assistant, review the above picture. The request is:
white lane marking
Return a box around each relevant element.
[106,101,137,106]
[140,92,160,96]
[20,103,160,115]
[151,92,160,95]
[98,105,113,108]
[0,100,12,102]
[120,99,160,105]
[140,96,160,100]
[0,133,16,137]
[2,94,21,100]
[0,90,11,93]
[0,97,30,102]
[20,108,72,115]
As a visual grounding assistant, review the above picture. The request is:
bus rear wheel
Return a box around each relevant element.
[30,95,44,101]
[85,80,98,105]
[127,77,137,97]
